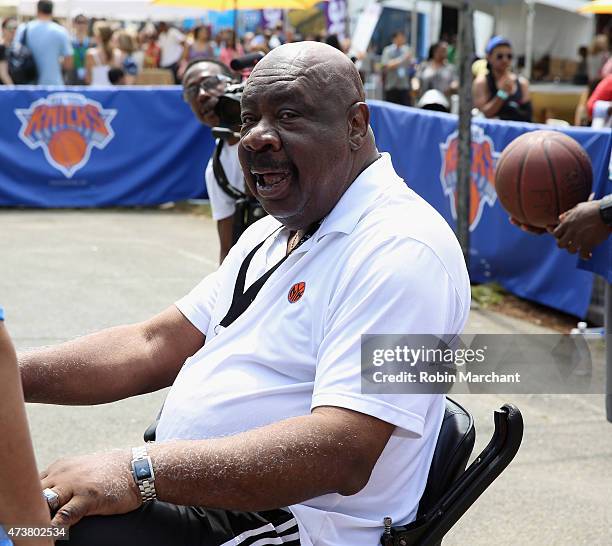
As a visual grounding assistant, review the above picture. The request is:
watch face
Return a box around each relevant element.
[133,459,152,481]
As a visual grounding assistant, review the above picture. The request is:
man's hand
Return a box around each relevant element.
[40,449,141,528]
[551,200,611,260]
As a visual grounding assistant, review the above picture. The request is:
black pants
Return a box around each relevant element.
[384,88,412,107]
[64,502,300,546]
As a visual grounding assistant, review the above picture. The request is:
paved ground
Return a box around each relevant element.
[1,209,611,545]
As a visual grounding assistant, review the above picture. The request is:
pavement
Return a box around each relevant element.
[1,209,611,545]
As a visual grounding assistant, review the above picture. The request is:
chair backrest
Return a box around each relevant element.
[382,402,523,546]
[417,397,475,518]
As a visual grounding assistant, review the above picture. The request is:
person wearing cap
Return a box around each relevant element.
[473,36,532,122]
[0,17,17,85]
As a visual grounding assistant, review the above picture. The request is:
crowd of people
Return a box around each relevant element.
[5,0,612,127]
[0,2,302,86]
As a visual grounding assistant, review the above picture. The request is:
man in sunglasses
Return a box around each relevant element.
[473,36,532,122]
[182,57,249,262]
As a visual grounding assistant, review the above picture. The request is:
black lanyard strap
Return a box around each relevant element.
[219,222,321,329]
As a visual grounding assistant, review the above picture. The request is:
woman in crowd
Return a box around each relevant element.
[0,17,17,85]
[115,29,140,85]
[178,24,215,79]
[417,41,458,98]
[183,25,215,62]
[0,307,53,546]
[219,29,244,67]
[141,28,161,69]
[85,21,120,85]
[472,36,532,122]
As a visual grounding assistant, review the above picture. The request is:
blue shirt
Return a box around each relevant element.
[15,19,72,85]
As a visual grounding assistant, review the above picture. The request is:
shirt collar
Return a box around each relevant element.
[267,153,401,255]
[312,152,399,242]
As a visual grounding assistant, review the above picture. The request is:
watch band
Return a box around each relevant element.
[131,446,157,503]
[599,194,612,226]
[496,89,509,101]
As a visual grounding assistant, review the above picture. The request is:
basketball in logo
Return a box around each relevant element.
[288,282,306,303]
[16,92,116,178]
[48,130,88,169]
[439,126,499,231]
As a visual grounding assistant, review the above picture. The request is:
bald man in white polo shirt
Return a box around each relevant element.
[18,42,470,546]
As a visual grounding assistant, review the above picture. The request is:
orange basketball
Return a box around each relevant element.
[494,130,592,228]
[288,282,305,303]
[48,130,87,168]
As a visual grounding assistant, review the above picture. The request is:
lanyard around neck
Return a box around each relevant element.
[218,221,322,329]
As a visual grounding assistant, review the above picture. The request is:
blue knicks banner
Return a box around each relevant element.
[0,87,214,207]
[368,101,612,318]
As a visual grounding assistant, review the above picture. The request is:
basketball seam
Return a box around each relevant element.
[553,136,592,191]
[516,141,530,223]
[542,140,561,223]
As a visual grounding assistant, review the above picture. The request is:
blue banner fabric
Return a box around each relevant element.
[368,101,612,317]
[0,87,214,207]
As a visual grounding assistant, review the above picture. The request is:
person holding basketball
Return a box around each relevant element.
[17,42,470,546]
[511,197,612,260]
[473,36,532,122]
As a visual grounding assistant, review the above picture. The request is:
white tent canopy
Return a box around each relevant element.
[495,1,593,61]
[349,0,593,77]
[14,0,210,20]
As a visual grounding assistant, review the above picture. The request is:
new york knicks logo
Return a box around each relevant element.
[16,93,116,178]
[288,282,306,303]
[439,126,499,231]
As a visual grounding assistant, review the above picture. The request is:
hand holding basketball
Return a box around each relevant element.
[551,197,611,260]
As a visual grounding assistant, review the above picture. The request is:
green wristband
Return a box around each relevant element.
[496,89,509,101]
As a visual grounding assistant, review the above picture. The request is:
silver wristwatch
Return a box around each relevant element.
[131,446,157,503]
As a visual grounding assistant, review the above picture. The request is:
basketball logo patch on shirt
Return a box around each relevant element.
[288,282,306,303]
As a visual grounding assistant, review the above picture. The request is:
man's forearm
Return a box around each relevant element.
[19,323,163,405]
[150,408,392,511]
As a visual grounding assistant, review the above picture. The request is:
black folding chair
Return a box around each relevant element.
[380,398,523,546]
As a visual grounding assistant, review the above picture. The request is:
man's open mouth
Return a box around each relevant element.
[251,170,292,199]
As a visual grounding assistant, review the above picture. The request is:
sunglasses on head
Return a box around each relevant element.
[183,74,232,102]
[496,52,513,61]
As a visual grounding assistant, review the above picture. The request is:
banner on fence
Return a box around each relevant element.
[368,100,612,317]
[0,87,213,208]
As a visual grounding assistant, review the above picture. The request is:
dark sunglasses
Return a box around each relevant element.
[183,75,232,102]
[496,53,513,61]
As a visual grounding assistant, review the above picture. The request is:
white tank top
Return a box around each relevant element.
[90,49,111,86]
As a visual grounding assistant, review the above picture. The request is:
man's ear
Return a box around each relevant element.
[347,102,370,151]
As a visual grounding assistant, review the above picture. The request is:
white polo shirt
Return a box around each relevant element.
[204,141,246,221]
[157,153,471,546]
